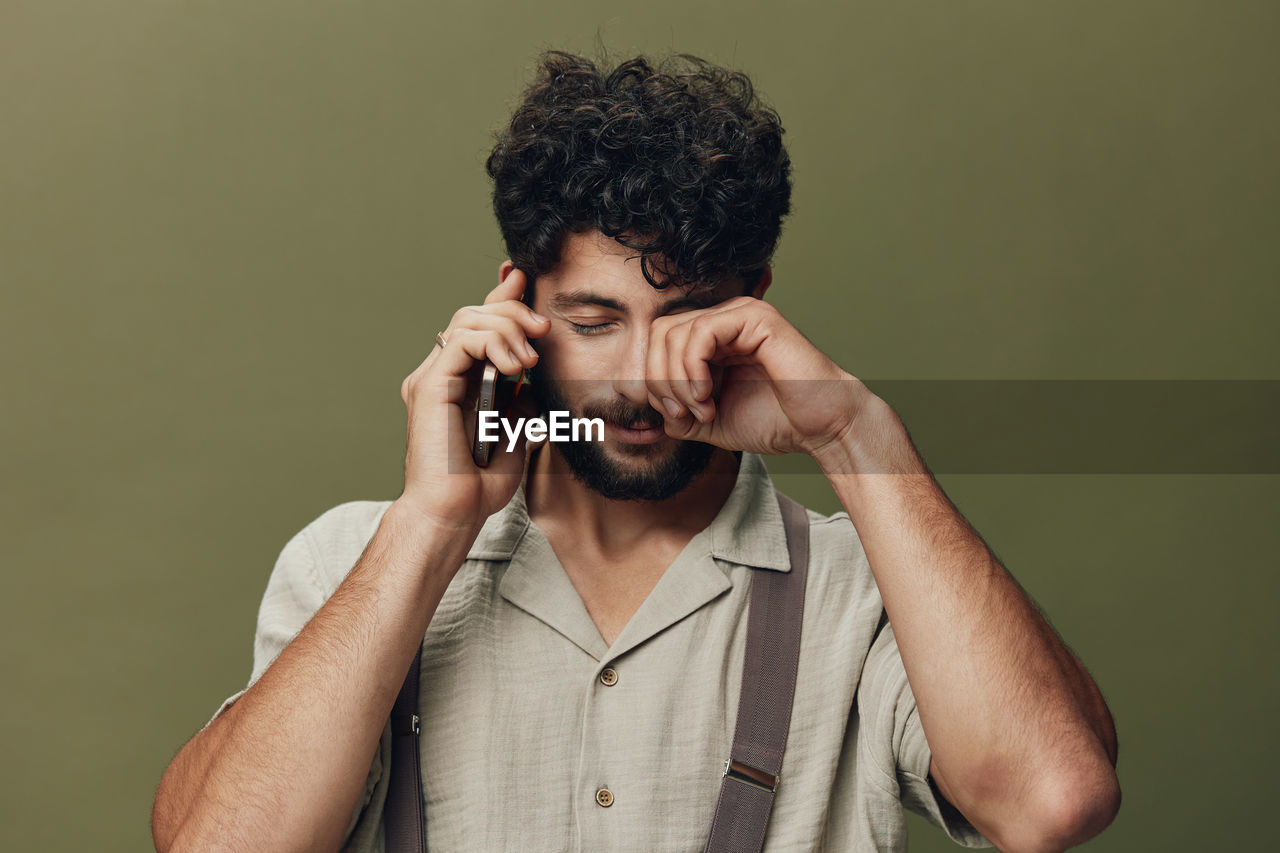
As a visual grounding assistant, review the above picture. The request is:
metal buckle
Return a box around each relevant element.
[392,713,420,736]
[722,757,779,793]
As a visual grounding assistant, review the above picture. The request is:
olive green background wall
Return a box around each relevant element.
[3,2,1275,850]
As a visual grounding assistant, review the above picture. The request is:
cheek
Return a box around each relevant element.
[533,335,605,397]
[544,334,617,376]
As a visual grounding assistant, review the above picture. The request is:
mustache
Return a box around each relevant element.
[578,399,665,430]
[527,366,666,430]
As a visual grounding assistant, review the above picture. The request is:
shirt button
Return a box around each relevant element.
[595,788,614,807]
[599,667,619,686]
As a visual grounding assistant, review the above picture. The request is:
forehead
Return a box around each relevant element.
[540,230,741,308]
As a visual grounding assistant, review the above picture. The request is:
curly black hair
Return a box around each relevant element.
[485,49,793,296]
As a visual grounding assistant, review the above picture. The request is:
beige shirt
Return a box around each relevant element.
[205,452,992,851]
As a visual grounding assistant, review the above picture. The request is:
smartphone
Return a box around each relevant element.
[468,274,536,467]
[470,362,530,467]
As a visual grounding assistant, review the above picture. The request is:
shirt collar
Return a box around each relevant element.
[466,449,792,573]
[474,448,794,662]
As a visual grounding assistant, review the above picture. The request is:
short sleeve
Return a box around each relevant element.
[197,503,392,846]
[859,611,994,848]
[199,522,324,731]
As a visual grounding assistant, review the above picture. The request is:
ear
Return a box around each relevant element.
[750,265,773,300]
[501,259,535,308]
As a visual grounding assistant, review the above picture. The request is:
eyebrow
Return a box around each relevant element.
[547,288,719,315]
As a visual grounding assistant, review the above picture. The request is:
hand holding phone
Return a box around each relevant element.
[395,266,549,533]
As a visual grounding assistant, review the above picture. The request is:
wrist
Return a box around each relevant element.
[803,375,874,471]
[390,491,484,533]
[810,392,926,478]
[381,498,483,574]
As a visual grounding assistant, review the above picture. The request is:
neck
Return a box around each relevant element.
[524,442,741,557]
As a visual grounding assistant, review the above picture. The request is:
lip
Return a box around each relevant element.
[606,421,668,445]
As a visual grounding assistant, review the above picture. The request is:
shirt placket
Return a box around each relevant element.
[574,653,627,851]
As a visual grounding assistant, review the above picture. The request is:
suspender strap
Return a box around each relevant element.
[386,645,426,853]
[704,488,810,853]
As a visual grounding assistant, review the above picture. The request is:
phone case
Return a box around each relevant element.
[471,363,529,467]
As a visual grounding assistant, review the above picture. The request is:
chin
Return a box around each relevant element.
[561,437,716,502]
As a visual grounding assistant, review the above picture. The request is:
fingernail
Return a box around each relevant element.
[661,397,683,418]
[532,312,549,323]
[523,341,536,358]
[692,379,710,400]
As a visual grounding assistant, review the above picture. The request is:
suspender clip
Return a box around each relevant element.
[392,713,420,736]
[722,757,779,794]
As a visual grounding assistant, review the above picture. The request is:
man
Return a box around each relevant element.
[152,51,1120,852]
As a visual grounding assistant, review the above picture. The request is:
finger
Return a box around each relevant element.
[682,320,716,403]
[662,405,705,441]
[446,308,540,370]
[475,299,552,344]
[663,321,712,423]
[645,318,685,422]
[435,327,526,380]
[484,266,527,306]
[685,310,762,381]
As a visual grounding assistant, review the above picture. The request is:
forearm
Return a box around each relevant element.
[153,502,478,853]
[815,393,1119,845]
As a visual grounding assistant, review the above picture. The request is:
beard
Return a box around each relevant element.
[527,365,715,502]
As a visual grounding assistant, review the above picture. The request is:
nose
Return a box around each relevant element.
[611,326,651,409]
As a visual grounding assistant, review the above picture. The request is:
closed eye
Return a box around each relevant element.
[569,321,612,335]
